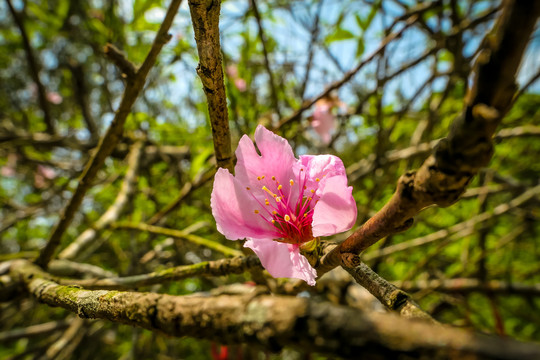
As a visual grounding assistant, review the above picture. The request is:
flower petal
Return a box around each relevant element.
[298,154,346,196]
[211,168,279,240]
[235,126,297,186]
[312,175,357,237]
[244,239,317,286]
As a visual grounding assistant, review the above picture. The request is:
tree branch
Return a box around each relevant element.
[57,140,143,260]
[188,0,233,172]
[57,256,260,290]
[112,222,242,257]
[7,259,540,359]
[35,0,184,268]
[336,0,540,264]
[6,0,55,134]
[396,278,540,296]
[251,0,282,119]
[274,12,419,130]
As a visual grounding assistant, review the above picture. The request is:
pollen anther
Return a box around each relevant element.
[289,179,294,186]
[284,215,291,221]
[315,178,320,182]
[278,185,283,190]
[254,210,259,214]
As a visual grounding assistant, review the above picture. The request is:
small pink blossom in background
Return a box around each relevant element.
[46,92,63,104]
[211,125,357,285]
[311,95,347,145]
[234,78,247,92]
[0,166,15,177]
[0,153,18,177]
[226,65,239,78]
[226,64,247,92]
[34,165,56,189]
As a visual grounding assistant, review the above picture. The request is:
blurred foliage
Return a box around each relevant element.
[0,0,539,359]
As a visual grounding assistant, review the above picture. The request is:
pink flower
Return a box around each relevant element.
[1,153,18,177]
[311,96,348,145]
[234,78,247,92]
[226,65,239,78]
[211,125,357,285]
[46,92,63,104]
[226,64,247,92]
[34,165,56,189]
[312,100,335,145]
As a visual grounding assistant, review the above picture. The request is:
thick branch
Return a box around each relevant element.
[9,260,540,359]
[188,0,233,172]
[363,185,540,260]
[347,125,540,182]
[343,262,434,322]
[337,0,540,261]
[35,0,184,268]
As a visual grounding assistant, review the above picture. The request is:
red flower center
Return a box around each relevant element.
[246,168,319,244]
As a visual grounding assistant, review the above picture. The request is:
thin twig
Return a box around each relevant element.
[395,278,540,296]
[112,222,242,257]
[58,256,261,290]
[57,140,144,260]
[0,320,70,342]
[103,44,137,80]
[6,0,54,134]
[274,14,419,130]
[251,0,282,119]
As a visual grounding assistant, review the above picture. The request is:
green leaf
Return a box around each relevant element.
[325,28,355,44]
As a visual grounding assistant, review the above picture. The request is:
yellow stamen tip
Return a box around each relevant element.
[276,197,281,202]
[271,176,276,181]
[284,215,291,221]
[272,211,277,215]
[257,176,261,181]
[310,189,315,193]
[261,175,265,179]
[254,210,259,214]
[271,220,276,224]
[289,179,294,186]
[278,185,283,190]
[246,187,250,190]
[315,178,320,182]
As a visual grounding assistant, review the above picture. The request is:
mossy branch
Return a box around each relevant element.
[7,259,540,359]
